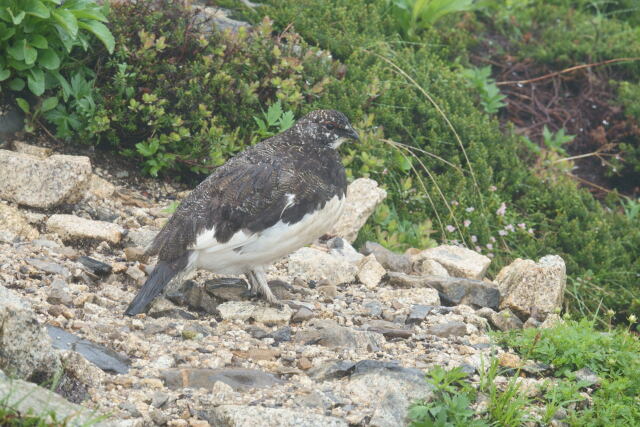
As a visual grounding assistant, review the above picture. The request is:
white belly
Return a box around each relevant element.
[191,195,344,274]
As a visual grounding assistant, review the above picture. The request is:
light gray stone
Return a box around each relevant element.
[295,319,385,352]
[427,321,469,337]
[415,245,491,279]
[360,241,412,273]
[161,368,282,391]
[414,258,449,276]
[217,301,292,325]
[47,214,124,244]
[89,174,116,199]
[377,287,441,307]
[329,178,387,243]
[125,226,158,248]
[287,247,357,285]
[0,285,62,381]
[357,254,386,289]
[326,237,364,264]
[495,255,566,321]
[0,203,39,240]
[12,141,52,158]
[0,150,91,208]
[490,308,524,331]
[204,404,347,427]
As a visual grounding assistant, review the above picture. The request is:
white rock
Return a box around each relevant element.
[416,245,490,279]
[357,255,386,289]
[47,214,124,244]
[0,203,39,240]
[495,255,566,321]
[287,247,357,285]
[377,287,441,307]
[217,301,292,326]
[12,141,52,158]
[0,150,91,208]
[415,258,449,276]
[329,178,387,243]
[206,404,347,427]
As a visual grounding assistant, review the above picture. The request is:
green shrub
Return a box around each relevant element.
[0,0,114,99]
[70,0,339,177]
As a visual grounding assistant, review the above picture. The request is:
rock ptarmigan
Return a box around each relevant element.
[125,110,359,315]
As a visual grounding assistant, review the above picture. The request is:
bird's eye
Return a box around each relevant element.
[323,122,336,131]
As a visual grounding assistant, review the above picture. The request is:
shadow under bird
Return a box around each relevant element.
[125,110,359,316]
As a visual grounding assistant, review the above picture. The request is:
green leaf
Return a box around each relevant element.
[266,101,283,126]
[78,20,114,54]
[41,96,58,112]
[27,68,45,96]
[0,69,10,81]
[0,26,16,41]
[38,48,60,70]
[70,8,108,23]
[29,34,48,49]
[24,0,50,19]
[23,43,38,65]
[52,9,78,38]
[52,70,71,101]
[8,10,26,25]
[8,77,25,91]
[16,97,30,114]
[7,40,25,61]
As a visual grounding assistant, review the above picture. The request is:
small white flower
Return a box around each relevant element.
[490,236,496,243]
[464,219,471,228]
[505,224,515,232]
[451,200,459,206]
[489,185,497,192]
[465,207,475,213]
[486,243,493,250]
[629,314,638,323]
[517,223,526,229]
[498,230,507,236]
[496,202,506,216]
[471,235,477,243]
[446,225,456,233]
[528,228,534,234]
[475,246,482,252]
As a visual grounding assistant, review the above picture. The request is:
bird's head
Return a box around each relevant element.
[293,109,360,149]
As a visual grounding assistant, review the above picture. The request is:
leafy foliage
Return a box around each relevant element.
[0,0,113,100]
[253,101,295,140]
[460,66,506,114]
[388,0,476,39]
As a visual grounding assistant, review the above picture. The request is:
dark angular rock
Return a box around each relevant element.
[406,305,434,324]
[46,325,130,374]
[269,326,292,345]
[77,256,112,277]
[364,320,413,339]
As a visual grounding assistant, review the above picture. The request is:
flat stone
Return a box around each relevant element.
[414,258,449,276]
[295,319,385,352]
[378,287,441,307]
[46,325,130,374]
[0,203,39,240]
[160,368,282,391]
[203,405,347,427]
[217,301,292,326]
[13,141,52,158]
[0,376,109,426]
[364,320,413,339]
[268,326,292,345]
[326,237,364,264]
[363,300,383,317]
[291,307,315,323]
[496,255,566,321]
[287,247,357,285]
[328,178,387,243]
[574,367,599,386]
[47,214,124,244]
[0,285,61,381]
[126,226,158,248]
[361,241,412,273]
[385,272,500,310]
[427,321,468,338]
[26,257,70,277]
[124,246,146,262]
[0,150,91,208]
[357,254,386,289]
[89,174,116,198]
[415,245,491,279]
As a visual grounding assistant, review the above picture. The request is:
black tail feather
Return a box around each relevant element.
[124,261,178,316]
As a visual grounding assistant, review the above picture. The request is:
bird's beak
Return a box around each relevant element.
[347,125,360,141]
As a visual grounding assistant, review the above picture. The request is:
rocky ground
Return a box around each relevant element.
[0,140,567,426]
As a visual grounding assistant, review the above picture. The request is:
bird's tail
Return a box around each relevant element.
[124,261,178,316]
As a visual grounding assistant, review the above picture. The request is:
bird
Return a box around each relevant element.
[124,109,359,316]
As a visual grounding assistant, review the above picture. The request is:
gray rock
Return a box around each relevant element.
[329,178,387,243]
[427,321,468,338]
[46,325,130,374]
[193,6,252,34]
[0,203,39,240]
[203,404,347,427]
[489,308,524,331]
[344,365,433,427]
[364,320,413,339]
[77,256,112,277]
[0,375,111,426]
[385,272,500,310]
[12,141,52,158]
[0,285,62,381]
[495,255,566,321]
[363,300,383,317]
[0,150,91,208]
[268,326,292,345]
[47,286,73,307]
[361,241,412,273]
[151,391,170,408]
[291,307,315,323]
[26,257,70,277]
[47,214,124,244]
[287,247,357,285]
[88,174,115,199]
[125,226,158,248]
[406,305,434,324]
[414,258,449,276]
[574,367,599,386]
[414,245,491,279]
[160,368,282,391]
[308,360,357,381]
[295,319,385,352]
